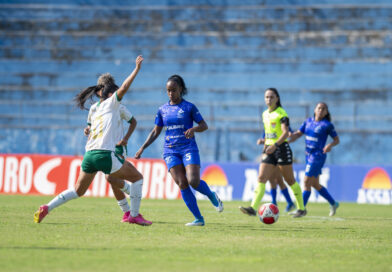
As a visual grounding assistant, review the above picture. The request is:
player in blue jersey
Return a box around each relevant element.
[289,102,340,216]
[135,75,223,226]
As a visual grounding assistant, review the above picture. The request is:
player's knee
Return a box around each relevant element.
[257,175,268,183]
[188,177,200,189]
[177,178,189,190]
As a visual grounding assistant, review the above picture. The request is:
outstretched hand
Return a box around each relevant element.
[135,55,143,69]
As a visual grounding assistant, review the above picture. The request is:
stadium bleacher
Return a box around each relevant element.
[0,0,391,164]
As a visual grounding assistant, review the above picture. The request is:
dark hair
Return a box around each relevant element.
[97,73,119,100]
[167,74,188,96]
[265,87,282,107]
[74,85,103,110]
[74,73,119,110]
[314,102,331,122]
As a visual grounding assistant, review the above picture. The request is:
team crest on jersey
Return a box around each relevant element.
[314,125,322,133]
[271,122,276,128]
[177,109,184,118]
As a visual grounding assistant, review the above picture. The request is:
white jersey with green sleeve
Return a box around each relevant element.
[85,92,122,152]
[119,104,133,141]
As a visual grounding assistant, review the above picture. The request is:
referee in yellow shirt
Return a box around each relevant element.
[240,88,306,218]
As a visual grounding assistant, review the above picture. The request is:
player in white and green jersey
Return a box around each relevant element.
[34,55,152,226]
[240,87,306,218]
[85,102,138,222]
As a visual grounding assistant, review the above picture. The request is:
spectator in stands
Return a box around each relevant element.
[289,102,340,216]
[34,56,152,226]
[240,87,306,218]
[83,73,140,223]
[135,75,223,226]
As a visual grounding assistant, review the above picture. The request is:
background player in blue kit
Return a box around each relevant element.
[290,102,340,216]
[135,75,223,226]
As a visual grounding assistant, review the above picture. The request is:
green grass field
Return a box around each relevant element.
[1,195,391,272]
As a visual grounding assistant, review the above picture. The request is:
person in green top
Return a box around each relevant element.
[240,88,307,218]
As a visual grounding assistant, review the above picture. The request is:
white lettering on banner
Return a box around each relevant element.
[136,161,151,198]
[165,174,179,200]
[0,157,3,191]
[150,162,166,199]
[357,189,392,205]
[19,157,33,194]
[211,185,234,201]
[242,169,258,201]
[33,158,62,195]
[68,159,82,189]
[4,157,18,193]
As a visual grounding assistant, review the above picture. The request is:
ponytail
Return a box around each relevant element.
[74,85,103,110]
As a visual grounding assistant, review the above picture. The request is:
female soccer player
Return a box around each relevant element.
[257,135,295,212]
[34,56,151,225]
[84,73,140,223]
[240,87,306,218]
[289,102,340,216]
[135,75,223,226]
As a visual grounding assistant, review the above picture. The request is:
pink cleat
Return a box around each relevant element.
[121,211,130,222]
[34,205,49,223]
[128,214,152,226]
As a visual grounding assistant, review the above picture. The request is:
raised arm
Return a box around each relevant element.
[117,55,143,100]
[134,125,163,159]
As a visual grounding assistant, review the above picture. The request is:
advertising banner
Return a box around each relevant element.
[0,154,391,204]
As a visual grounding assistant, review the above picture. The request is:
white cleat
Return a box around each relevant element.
[214,192,224,213]
[185,218,205,226]
[329,202,339,216]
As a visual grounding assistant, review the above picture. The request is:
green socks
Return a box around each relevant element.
[251,183,266,210]
[290,182,305,210]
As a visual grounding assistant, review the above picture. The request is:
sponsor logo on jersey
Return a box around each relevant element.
[306,136,318,142]
[167,125,184,130]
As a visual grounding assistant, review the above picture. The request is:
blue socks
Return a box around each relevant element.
[281,188,294,206]
[194,180,218,207]
[303,190,311,206]
[303,187,335,206]
[181,187,203,220]
[271,188,277,205]
[318,186,336,205]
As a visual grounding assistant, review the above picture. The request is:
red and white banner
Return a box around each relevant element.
[0,154,181,199]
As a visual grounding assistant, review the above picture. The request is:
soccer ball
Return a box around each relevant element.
[258,203,279,224]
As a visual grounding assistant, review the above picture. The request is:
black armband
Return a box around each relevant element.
[280,117,290,127]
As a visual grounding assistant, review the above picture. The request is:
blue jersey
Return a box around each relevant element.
[299,117,338,155]
[155,99,203,154]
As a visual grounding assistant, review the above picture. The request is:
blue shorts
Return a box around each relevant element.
[305,153,326,177]
[163,151,200,171]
